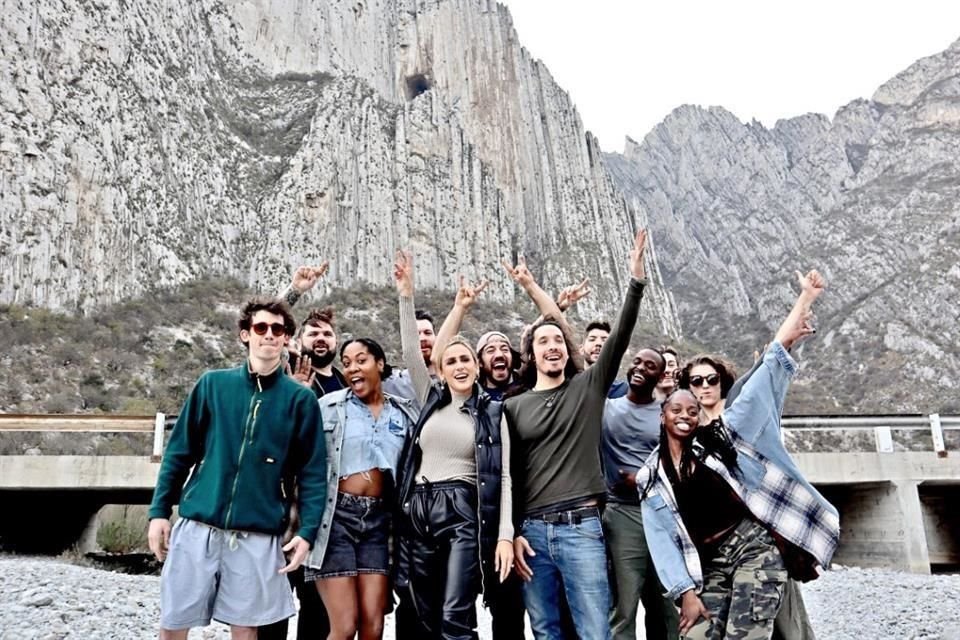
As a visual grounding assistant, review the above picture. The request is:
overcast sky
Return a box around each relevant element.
[500,1,960,152]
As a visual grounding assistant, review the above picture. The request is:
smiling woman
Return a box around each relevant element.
[391,249,516,638]
[677,355,738,421]
[300,334,418,640]
[639,270,840,640]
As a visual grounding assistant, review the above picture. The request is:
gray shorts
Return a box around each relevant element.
[159,518,296,630]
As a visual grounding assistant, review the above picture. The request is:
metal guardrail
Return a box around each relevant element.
[0,413,956,458]
[0,413,170,461]
[783,414,953,456]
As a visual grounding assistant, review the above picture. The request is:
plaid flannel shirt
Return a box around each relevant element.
[639,342,840,599]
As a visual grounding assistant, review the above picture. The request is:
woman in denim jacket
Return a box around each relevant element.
[303,337,418,640]
[638,270,840,640]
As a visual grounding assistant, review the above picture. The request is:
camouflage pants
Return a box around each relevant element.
[683,519,786,640]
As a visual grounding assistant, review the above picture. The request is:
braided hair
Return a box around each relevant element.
[657,389,738,484]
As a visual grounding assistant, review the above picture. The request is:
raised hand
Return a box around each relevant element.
[455,275,489,310]
[502,255,535,289]
[775,268,825,349]
[393,250,414,297]
[780,310,816,351]
[629,229,648,280]
[291,354,316,388]
[557,277,591,311]
[292,262,329,293]
[796,269,826,301]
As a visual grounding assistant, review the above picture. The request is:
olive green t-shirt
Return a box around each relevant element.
[505,278,646,515]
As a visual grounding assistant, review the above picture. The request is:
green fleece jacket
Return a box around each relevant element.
[148,362,326,543]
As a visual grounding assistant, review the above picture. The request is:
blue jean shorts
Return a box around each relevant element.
[305,492,390,580]
[159,518,295,629]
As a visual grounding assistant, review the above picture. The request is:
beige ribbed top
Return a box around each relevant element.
[399,294,514,540]
[415,391,478,485]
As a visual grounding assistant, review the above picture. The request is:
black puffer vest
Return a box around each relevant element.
[395,382,504,603]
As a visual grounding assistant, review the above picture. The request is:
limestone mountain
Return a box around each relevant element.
[0,0,680,338]
[605,38,960,413]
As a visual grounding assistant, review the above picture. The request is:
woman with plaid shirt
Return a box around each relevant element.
[638,270,840,640]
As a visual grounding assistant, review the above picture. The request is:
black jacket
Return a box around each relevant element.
[395,382,504,603]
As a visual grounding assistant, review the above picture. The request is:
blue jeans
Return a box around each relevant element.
[520,515,612,640]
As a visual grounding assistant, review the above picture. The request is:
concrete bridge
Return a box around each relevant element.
[1,413,958,573]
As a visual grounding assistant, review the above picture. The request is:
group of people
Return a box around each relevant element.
[146,229,840,640]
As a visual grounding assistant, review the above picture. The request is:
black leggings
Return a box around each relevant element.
[400,480,481,640]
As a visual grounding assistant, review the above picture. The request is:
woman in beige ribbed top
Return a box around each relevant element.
[393,250,515,638]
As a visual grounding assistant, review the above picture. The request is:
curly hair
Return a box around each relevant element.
[516,316,582,390]
[238,297,296,338]
[677,354,737,400]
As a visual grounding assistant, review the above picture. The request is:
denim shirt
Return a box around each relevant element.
[339,394,408,478]
[638,342,840,601]
[305,389,419,571]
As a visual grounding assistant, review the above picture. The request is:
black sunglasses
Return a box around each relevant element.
[689,373,720,388]
[251,322,288,337]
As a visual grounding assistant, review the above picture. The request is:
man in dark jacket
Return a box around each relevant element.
[147,297,326,640]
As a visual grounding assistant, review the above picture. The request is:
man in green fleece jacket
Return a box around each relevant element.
[147,296,327,640]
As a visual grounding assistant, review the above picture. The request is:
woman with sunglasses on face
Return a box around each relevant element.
[677,356,737,420]
[302,337,418,640]
[392,250,515,640]
[677,349,817,640]
[637,270,840,640]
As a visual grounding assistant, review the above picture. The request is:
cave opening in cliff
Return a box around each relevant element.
[406,74,431,100]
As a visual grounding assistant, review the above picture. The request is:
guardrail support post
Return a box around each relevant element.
[152,413,165,463]
[930,413,947,458]
[874,426,893,453]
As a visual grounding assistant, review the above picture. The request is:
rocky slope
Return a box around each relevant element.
[606,38,960,413]
[0,0,680,337]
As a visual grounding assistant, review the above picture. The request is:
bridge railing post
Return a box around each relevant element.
[874,426,893,453]
[930,413,947,458]
[152,412,165,463]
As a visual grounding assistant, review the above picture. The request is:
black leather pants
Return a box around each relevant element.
[399,480,481,640]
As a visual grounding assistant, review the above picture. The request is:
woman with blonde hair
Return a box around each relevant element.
[392,251,515,640]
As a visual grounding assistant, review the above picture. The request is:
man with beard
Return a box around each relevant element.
[433,274,591,405]
[580,320,610,368]
[476,331,523,401]
[580,320,631,399]
[601,348,679,640]
[385,308,438,404]
[508,230,649,639]
[289,307,347,398]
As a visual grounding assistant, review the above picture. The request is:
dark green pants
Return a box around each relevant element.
[603,502,680,640]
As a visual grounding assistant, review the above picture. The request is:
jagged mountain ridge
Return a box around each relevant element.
[605,38,960,413]
[0,0,680,338]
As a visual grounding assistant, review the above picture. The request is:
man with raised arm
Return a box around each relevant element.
[506,230,650,640]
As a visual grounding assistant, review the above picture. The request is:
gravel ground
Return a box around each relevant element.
[1,557,959,639]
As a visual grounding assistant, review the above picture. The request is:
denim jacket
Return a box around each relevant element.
[638,342,840,601]
[305,388,418,570]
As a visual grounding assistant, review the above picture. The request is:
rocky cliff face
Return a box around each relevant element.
[606,39,960,413]
[0,0,681,338]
